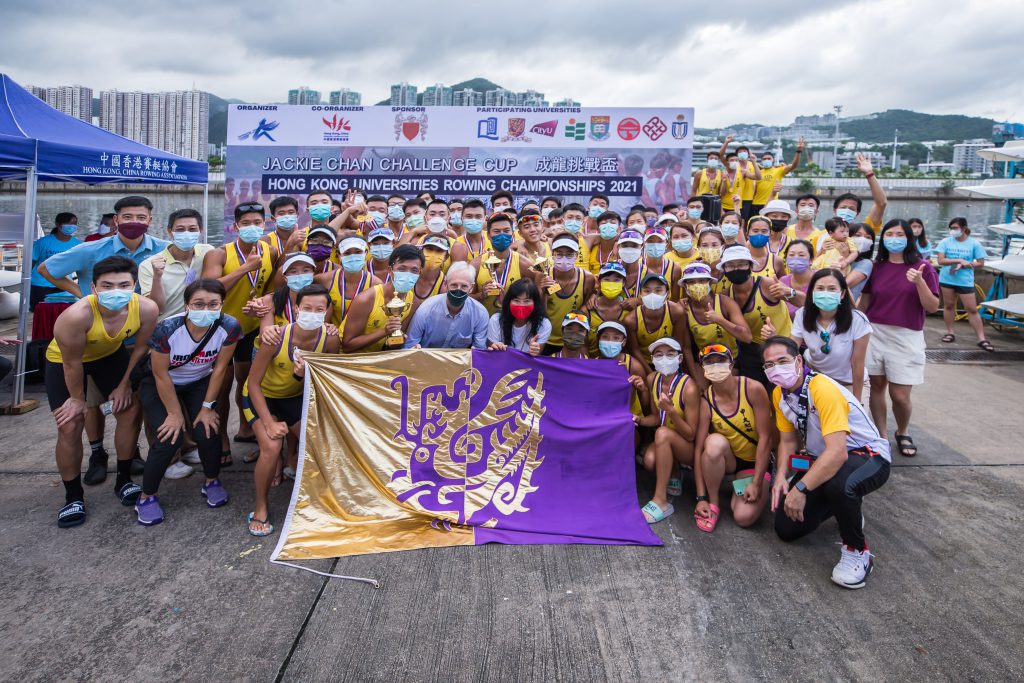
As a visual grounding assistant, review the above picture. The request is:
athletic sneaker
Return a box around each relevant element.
[831,545,872,589]
[165,461,194,479]
[181,448,202,465]
[201,479,229,508]
[135,495,164,526]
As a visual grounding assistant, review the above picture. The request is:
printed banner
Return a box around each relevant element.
[271,349,661,560]
[225,104,694,239]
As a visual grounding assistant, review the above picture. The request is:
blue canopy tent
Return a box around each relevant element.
[0,73,208,408]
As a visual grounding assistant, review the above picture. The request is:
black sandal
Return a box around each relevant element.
[116,482,142,506]
[220,451,234,467]
[57,500,86,528]
[233,434,257,444]
[940,334,955,343]
[895,434,918,458]
[978,340,995,352]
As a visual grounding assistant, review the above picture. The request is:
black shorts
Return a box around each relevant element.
[942,284,976,295]
[44,346,130,411]
[233,329,258,363]
[241,391,303,427]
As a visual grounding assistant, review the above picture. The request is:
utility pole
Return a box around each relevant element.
[831,104,843,177]
[892,128,899,170]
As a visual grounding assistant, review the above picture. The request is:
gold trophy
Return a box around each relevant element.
[483,251,503,296]
[382,293,412,349]
[530,251,561,295]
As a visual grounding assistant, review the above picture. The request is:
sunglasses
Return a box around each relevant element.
[236,202,264,214]
[819,330,831,355]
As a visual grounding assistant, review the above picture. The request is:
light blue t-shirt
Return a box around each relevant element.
[41,233,169,295]
[31,233,81,287]
[936,236,986,288]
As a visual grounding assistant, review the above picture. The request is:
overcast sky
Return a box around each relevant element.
[1,0,1019,126]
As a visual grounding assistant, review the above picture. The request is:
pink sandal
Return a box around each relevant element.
[695,503,720,533]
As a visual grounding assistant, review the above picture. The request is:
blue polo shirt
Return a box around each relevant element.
[41,233,170,295]
[31,233,81,287]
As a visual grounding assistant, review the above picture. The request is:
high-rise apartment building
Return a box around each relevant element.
[390,82,418,106]
[484,88,516,107]
[422,83,453,106]
[288,86,321,105]
[98,90,209,161]
[26,84,94,121]
[452,88,483,106]
[952,140,993,175]
[329,88,362,105]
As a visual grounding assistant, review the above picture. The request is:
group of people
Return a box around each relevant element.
[29,148,989,590]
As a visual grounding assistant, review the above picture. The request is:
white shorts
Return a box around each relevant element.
[866,323,926,386]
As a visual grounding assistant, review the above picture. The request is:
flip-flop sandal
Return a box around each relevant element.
[667,477,683,497]
[283,466,296,481]
[247,512,274,537]
[641,500,674,524]
[234,434,258,443]
[695,503,721,533]
[242,450,260,464]
[940,334,955,343]
[116,482,143,506]
[978,340,995,352]
[57,500,86,528]
[220,451,234,467]
[895,434,918,458]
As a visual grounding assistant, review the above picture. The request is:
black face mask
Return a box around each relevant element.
[769,219,789,232]
[724,269,751,285]
[447,289,469,308]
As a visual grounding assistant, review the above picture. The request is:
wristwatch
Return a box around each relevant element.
[794,480,810,494]
[696,494,709,503]
[202,400,217,410]
[784,287,796,300]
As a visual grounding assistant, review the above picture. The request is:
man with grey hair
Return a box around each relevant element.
[404,261,489,349]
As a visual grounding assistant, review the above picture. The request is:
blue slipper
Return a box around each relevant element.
[641,500,674,524]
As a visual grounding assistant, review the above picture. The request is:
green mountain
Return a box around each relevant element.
[373,77,503,106]
[833,109,994,143]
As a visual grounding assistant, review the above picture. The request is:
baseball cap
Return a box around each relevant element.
[640,272,669,288]
[280,253,316,273]
[552,236,581,252]
[648,337,682,353]
[656,213,678,226]
[719,245,756,266]
[599,262,628,278]
[422,235,451,251]
[307,226,336,242]
[597,320,627,336]
[617,230,643,245]
[561,312,591,330]
[338,236,367,253]
[367,226,396,242]
[699,343,734,363]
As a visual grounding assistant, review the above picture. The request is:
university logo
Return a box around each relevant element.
[395,112,429,141]
[530,120,557,137]
[501,117,532,143]
[617,117,640,141]
[671,114,689,140]
[643,116,667,141]
[564,118,585,141]
[588,115,610,141]
[477,117,499,140]
[237,118,279,142]
[322,114,351,142]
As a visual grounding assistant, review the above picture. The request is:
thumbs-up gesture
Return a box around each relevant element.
[906,262,926,285]
[760,316,777,342]
[527,335,542,357]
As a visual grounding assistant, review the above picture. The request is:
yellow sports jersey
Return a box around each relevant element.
[739,161,758,201]
[46,294,140,363]
[476,251,524,316]
[666,249,700,271]
[222,241,274,334]
[358,285,415,353]
[246,323,328,400]
[722,171,745,210]
[654,371,690,426]
[751,252,780,279]
[414,269,446,302]
[264,231,291,255]
[574,235,591,271]
[786,226,824,253]
[686,294,738,356]
[588,240,617,275]
[695,168,726,197]
[753,166,788,205]
[708,376,759,463]
[545,267,587,347]
[723,278,793,343]
[623,353,645,417]
[327,269,371,327]
[586,306,627,356]
[635,305,674,365]
[455,234,489,261]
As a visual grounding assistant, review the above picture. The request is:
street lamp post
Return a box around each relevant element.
[892,128,899,171]
[831,104,843,177]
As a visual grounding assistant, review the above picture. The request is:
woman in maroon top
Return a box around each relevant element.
[859,219,940,458]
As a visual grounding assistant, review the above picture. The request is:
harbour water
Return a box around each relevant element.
[0,191,1010,251]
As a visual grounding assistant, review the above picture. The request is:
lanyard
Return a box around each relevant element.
[338,270,368,318]
[234,241,263,295]
[465,235,485,259]
[788,370,816,443]
[657,373,683,425]
[495,251,513,288]
[283,296,295,323]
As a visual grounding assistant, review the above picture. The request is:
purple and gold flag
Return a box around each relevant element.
[271,349,661,560]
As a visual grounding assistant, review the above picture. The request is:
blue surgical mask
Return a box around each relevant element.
[449,212,463,227]
[738,151,749,161]
[761,158,773,168]
[672,238,693,253]
[687,208,702,220]
[883,236,907,253]
[286,273,314,291]
[341,253,366,273]
[599,223,619,240]
[490,233,514,252]
[309,204,332,222]
[645,216,657,228]
[238,226,263,243]
[275,214,298,230]
[96,289,133,311]
[598,340,623,358]
[60,224,78,236]
[172,231,200,250]
[836,207,857,223]
[646,242,667,258]
[463,218,484,235]
[707,158,720,169]
[187,309,220,327]
[369,211,386,227]
[406,214,425,229]
[387,205,405,221]
[721,223,740,239]
[812,290,842,311]
[392,270,419,293]
[749,233,770,248]
[564,219,583,234]
[370,244,393,260]
[588,206,604,219]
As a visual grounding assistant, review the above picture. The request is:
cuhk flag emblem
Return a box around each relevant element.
[501,117,532,143]
[589,115,610,141]
[617,117,640,141]
[671,114,689,140]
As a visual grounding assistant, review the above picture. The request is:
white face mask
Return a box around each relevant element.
[618,247,642,264]
[797,206,816,220]
[852,236,873,253]
[652,355,681,375]
[949,228,963,239]
[641,292,667,310]
[296,311,325,330]
[427,217,448,234]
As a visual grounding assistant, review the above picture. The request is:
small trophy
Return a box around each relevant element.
[484,251,503,296]
[531,252,560,294]
[383,293,411,349]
